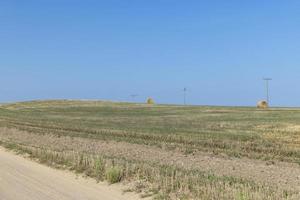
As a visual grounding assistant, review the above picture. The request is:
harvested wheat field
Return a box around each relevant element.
[1,100,300,199]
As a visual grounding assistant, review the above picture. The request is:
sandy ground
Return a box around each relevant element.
[0,147,141,200]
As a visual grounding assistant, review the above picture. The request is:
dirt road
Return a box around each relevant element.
[0,147,141,200]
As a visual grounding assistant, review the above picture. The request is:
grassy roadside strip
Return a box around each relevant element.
[0,141,295,200]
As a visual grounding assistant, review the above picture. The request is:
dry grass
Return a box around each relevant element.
[147,98,155,104]
[1,100,300,199]
[257,101,268,109]
[1,141,293,200]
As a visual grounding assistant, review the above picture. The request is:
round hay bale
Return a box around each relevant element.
[257,100,268,109]
[146,98,155,104]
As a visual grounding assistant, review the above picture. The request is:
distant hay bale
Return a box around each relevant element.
[257,100,268,109]
[147,98,155,104]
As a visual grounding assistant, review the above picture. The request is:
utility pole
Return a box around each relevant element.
[263,78,272,105]
[183,87,187,106]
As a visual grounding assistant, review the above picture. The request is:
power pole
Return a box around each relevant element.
[183,87,187,106]
[263,78,272,105]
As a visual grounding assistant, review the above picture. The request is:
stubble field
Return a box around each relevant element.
[1,100,300,199]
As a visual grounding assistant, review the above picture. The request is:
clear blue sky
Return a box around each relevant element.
[1,1,300,106]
